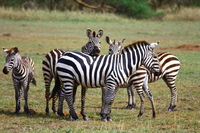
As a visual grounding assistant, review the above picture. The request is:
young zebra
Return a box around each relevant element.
[126,52,181,112]
[42,29,103,115]
[2,47,37,115]
[51,40,160,121]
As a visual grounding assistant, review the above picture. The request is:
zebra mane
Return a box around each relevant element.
[123,41,149,49]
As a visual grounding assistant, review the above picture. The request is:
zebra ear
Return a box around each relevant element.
[97,29,103,38]
[150,41,160,49]
[119,38,125,46]
[86,28,92,38]
[105,36,112,45]
[13,47,19,53]
[2,47,8,53]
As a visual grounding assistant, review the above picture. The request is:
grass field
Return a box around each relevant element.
[0,9,200,132]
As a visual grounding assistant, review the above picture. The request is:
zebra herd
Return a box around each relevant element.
[2,29,181,122]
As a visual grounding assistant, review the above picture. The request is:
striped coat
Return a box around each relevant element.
[42,29,103,115]
[52,41,160,121]
[2,47,37,114]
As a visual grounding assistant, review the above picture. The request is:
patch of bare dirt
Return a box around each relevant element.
[160,44,200,51]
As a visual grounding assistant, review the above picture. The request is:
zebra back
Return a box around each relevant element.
[56,40,160,89]
[42,49,67,80]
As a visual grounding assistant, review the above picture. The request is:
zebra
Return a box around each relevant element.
[78,36,161,120]
[2,47,37,115]
[51,39,160,121]
[125,52,181,112]
[106,37,180,116]
[42,29,103,115]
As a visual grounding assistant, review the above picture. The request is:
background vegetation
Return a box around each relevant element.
[1,0,200,19]
[0,1,200,133]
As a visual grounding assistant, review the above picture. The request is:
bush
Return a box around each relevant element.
[105,0,154,19]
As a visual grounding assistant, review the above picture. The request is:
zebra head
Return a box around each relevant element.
[142,41,161,76]
[105,36,125,55]
[2,47,20,74]
[82,29,103,56]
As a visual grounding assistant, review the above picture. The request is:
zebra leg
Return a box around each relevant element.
[57,90,65,116]
[142,77,156,118]
[107,87,119,121]
[100,87,107,121]
[163,76,178,111]
[60,86,79,120]
[23,83,30,115]
[81,86,89,121]
[126,85,136,110]
[52,95,58,114]
[136,88,145,118]
[100,86,115,122]
[45,78,52,115]
[69,85,78,120]
[14,84,21,114]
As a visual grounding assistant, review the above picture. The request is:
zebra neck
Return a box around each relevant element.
[13,59,26,76]
[120,48,143,77]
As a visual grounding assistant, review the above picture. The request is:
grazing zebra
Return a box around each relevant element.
[42,29,103,115]
[2,47,37,115]
[126,52,181,112]
[51,39,160,121]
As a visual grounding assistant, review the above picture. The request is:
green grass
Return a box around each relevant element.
[0,9,200,133]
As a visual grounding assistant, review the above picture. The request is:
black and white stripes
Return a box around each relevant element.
[42,29,103,115]
[52,40,160,121]
[126,52,181,112]
[2,47,37,114]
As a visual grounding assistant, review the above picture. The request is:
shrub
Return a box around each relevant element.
[105,0,154,19]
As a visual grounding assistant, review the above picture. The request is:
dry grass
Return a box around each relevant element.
[0,7,130,22]
[163,7,200,21]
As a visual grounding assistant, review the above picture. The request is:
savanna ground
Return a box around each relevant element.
[0,8,200,133]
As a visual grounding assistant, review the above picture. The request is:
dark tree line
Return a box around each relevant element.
[0,0,199,19]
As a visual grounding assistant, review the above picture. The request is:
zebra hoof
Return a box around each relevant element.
[57,112,65,116]
[168,105,176,111]
[126,105,135,110]
[168,108,173,112]
[14,112,19,115]
[46,112,50,116]
[83,117,89,121]
[101,118,107,122]
[107,118,112,121]
[137,113,143,118]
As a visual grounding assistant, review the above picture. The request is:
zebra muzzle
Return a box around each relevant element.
[93,46,100,56]
[2,66,9,74]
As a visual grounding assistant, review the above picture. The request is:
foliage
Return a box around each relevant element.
[105,0,154,19]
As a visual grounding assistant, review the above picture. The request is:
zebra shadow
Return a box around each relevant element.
[0,108,68,120]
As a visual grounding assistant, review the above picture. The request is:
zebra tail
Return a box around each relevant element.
[50,75,60,99]
[32,78,37,87]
